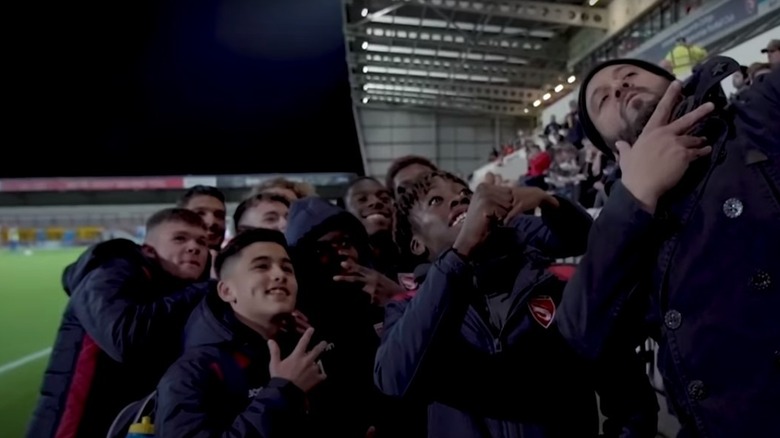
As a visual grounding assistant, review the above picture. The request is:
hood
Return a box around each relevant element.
[286,198,371,259]
[284,197,377,325]
[61,239,148,296]
[577,58,676,159]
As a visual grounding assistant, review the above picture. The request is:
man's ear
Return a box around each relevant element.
[410,236,426,257]
[140,244,157,260]
[217,280,237,304]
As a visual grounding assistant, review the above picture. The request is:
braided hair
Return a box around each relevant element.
[393,170,469,260]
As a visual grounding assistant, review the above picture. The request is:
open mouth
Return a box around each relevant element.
[266,287,290,297]
[363,211,390,222]
[184,260,201,268]
[449,211,467,228]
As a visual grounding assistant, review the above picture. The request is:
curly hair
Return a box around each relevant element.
[393,170,468,259]
[384,155,437,193]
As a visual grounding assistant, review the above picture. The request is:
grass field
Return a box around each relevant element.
[0,248,82,438]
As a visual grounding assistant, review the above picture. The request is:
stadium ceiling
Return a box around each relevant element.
[344,0,610,117]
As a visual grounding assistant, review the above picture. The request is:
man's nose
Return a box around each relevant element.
[270,265,287,283]
[186,239,203,252]
[614,80,631,98]
[367,195,383,208]
[449,194,468,209]
[278,217,288,233]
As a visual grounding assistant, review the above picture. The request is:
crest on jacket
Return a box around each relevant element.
[528,295,556,329]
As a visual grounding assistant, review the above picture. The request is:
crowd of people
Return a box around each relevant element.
[24,48,779,438]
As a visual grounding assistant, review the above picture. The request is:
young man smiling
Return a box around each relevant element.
[29,208,211,438]
[155,228,328,437]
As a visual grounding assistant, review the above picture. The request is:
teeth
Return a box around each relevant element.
[367,213,386,221]
[452,213,467,227]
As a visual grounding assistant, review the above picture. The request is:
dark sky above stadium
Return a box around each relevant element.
[6,0,362,178]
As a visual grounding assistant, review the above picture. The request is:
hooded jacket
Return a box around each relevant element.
[155,292,309,438]
[285,198,386,437]
[28,239,209,438]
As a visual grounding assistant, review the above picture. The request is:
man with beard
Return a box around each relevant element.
[558,58,780,438]
[179,185,227,277]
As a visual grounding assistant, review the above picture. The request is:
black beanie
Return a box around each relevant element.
[577,58,676,158]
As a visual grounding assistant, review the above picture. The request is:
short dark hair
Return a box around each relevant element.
[178,185,226,207]
[385,155,437,192]
[215,228,289,278]
[233,193,290,227]
[146,208,206,233]
[393,170,468,258]
[343,176,386,201]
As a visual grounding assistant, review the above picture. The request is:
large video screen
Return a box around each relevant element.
[5,0,362,178]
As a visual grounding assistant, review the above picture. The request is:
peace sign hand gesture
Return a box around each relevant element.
[617,81,715,213]
[268,327,327,393]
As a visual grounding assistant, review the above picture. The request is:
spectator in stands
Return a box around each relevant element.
[566,56,780,438]
[547,143,584,201]
[565,99,585,149]
[249,177,317,203]
[665,37,708,77]
[178,185,227,251]
[233,193,290,233]
[762,38,779,67]
[729,65,749,102]
[377,170,657,438]
[285,197,411,437]
[543,115,561,137]
[747,62,772,85]
[28,208,211,438]
[523,144,551,189]
[385,155,437,197]
[155,229,327,437]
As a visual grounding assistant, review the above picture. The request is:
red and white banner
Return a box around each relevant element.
[0,177,185,192]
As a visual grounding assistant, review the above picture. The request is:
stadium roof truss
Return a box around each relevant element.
[344,0,609,117]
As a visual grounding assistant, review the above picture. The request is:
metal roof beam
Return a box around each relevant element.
[394,0,609,29]
[357,73,541,103]
[351,21,567,53]
[352,53,561,86]
[351,33,567,64]
[358,92,530,116]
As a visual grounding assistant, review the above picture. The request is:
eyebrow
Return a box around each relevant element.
[589,65,631,115]
[613,65,628,79]
[250,255,292,265]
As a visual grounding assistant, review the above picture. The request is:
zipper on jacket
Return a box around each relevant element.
[493,273,554,350]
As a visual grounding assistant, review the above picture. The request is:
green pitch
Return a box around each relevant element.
[0,248,81,438]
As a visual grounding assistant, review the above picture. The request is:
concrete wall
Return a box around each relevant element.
[356,107,525,181]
